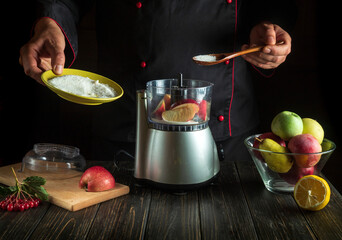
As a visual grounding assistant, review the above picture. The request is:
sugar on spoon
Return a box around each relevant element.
[193,41,284,66]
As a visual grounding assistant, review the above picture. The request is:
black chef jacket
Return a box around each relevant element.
[35,0,295,143]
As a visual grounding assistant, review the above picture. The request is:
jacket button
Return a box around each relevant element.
[136,2,142,8]
[140,61,146,68]
[226,0,232,3]
[225,60,230,65]
[218,115,224,122]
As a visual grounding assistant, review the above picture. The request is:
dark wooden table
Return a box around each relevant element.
[1,160,342,240]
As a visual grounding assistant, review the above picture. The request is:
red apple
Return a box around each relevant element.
[152,94,171,119]
[253,132,286,161]
[162,103,199,122]
[152,99,165,119]
[170,99,198,109]
[79,166,115,192]
[288,134,322,168]
[163,94,171,110]
[279,165,315,185]
[198,100,207,120]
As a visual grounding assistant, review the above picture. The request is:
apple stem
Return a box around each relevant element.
[255,137,262,143]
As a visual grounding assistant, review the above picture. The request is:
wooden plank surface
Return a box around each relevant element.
[0,163,129,211]
[144,189,201,240]
[29,204,99,240]
[198,161,257,240]
[298,181,342,240]
[0,197,51,240]
[1,161,342,240]
[235,161,317,240]
[86,162,152,240]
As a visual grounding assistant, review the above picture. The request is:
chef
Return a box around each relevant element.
[20,0,295,161]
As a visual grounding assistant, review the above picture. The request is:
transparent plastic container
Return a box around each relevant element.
[146,78,213,131]
[21,143,86,179]
[244,134,336,193]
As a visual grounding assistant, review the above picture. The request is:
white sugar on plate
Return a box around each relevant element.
[49,75,117,98]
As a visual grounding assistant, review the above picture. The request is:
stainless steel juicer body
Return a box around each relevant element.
[134,86,220,188]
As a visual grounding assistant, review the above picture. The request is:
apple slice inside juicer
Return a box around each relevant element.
[198,100,207,121]
[152,94,171,119]
[162,103,199,122]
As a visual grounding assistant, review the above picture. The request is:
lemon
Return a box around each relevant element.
[294,175,330,211]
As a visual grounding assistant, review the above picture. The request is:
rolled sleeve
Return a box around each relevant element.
[36,0,81,67]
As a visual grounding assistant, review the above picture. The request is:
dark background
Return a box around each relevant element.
[1,1,341,192]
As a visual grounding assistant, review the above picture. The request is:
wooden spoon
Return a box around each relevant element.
[193,42,284,66]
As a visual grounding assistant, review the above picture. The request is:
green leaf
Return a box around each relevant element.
[22,176,48,201]
[2,170,49,202]
[0,185,17,196]
[23,176,46,186]
[8,186,18,192]
[22,184,49,201]
[34,186,49,201]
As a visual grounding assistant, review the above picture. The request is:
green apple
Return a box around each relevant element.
[271,111,303,140]
[302,118,324,144]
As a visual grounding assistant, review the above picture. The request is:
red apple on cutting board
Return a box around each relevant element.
[79,166,115,192]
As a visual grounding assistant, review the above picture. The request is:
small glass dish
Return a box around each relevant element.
[244,134,336,194]
[21,143,86,179]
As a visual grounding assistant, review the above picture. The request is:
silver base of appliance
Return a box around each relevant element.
[134,90,220,187]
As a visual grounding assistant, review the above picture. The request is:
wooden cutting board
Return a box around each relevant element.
[0,163,129,211]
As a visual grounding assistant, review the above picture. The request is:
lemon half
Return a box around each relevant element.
[294,175,330,211]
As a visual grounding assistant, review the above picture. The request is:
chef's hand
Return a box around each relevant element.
[19,17,66,85]
[241,22,291,69]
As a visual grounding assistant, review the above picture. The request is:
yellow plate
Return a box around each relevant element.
[41,69,124,105]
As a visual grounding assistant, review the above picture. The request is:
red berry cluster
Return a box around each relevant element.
[1,195,41,212]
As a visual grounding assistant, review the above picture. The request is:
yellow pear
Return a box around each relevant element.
[259,138,293,173]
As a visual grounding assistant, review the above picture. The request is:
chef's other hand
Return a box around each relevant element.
[19,17,66,85]
[241,22,291,69]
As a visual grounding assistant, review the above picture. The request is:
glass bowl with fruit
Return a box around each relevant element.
[244,111,336,194]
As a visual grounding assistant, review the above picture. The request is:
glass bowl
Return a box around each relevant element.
[244,134,336,194]
[21,143,86,179]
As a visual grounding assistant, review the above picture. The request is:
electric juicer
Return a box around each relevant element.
[134,74,220,190]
